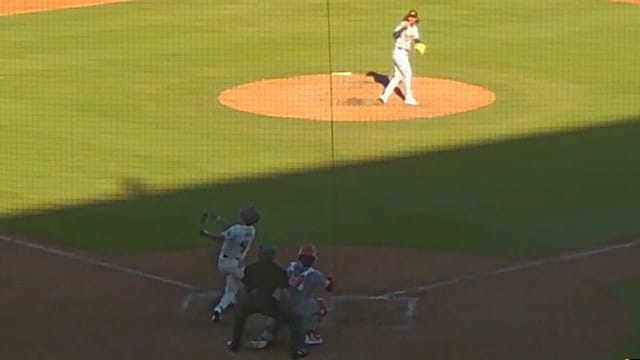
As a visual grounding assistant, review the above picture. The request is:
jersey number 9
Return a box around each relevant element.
[240,240,249,253]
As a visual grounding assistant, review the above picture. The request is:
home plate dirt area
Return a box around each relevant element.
[1,232,639,360]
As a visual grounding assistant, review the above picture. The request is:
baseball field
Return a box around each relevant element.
[1,0,639,359]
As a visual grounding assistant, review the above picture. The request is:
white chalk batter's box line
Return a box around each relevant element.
[177,291,419,329]
[0,234,418,327]
[328,295,418,330]
[2,234,639,328]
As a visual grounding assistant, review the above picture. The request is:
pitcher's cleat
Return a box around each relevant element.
[404,97,419,106]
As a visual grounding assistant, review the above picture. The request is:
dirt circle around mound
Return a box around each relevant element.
[218,73,496,122]
[0,0,131,16]
[610,0,640,4]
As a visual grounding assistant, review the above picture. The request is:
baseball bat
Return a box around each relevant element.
[200,212,209,228]
[199,212,214,236]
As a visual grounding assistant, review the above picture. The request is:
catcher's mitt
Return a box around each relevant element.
[414,42,426,55]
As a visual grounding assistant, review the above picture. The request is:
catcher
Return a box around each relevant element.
[227,243,308,359]
[247,245,334,349]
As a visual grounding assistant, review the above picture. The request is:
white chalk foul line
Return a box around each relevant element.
[380,238,640,298]
[0,234,203,292]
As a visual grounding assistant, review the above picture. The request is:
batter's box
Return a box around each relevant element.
[327,295,418,330]
[177,290,221,327]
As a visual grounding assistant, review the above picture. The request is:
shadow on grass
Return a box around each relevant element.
[1,118,639,258]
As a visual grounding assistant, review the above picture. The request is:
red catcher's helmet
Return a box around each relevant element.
[298,245,317,258]
[298,245,317,267]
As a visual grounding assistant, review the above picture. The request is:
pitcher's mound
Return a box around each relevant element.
[218,73,496,122]
[0,0,131,16]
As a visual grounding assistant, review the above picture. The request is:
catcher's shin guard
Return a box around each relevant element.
[304,297,328,345]
[315,297,328,320]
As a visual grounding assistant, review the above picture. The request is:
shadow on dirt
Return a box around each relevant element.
[366,71,405,100]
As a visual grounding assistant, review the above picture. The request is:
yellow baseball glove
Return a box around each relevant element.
[414,42,426,55]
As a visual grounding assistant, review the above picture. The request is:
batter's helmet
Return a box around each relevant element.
[240,204,260,225]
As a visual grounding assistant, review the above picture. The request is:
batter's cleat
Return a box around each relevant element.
[304,331,324,345]
[291,349,309,359]
[227,340,240,353]
[404,98,419,106]
[211,310,221,322]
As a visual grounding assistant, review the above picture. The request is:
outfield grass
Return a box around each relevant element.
[0,0,639,256]
[605,282,640,360]
[1,120,638,257]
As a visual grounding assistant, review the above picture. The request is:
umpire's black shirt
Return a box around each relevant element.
[242,260,288,297]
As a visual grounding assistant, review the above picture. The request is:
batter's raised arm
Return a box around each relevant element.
[201,224,236,241]
[215,215,232,229]
[200,229,225,241]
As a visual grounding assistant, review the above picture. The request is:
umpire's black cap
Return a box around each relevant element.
[259,243,276,260]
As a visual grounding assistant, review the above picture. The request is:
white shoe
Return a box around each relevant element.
[211,310,221,322]
[378,95,387,104]
[245,339,269,350]
[404,98,419,106]
[304,332,324,345]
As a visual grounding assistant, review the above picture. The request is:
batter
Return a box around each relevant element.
[200,205,260,321]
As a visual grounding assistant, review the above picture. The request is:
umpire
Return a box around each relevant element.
[227,243,308,359]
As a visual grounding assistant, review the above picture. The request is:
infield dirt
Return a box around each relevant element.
[1,232,638,359]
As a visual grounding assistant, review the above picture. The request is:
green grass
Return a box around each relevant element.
[605,282,640,360]
[0,0,639,255]
[2,120,639,257]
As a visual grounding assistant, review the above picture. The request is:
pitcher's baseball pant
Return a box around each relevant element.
[380,48,415,102]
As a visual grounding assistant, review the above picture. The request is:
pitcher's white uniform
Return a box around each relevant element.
[379,17,421,105]
[213,223,256,315]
